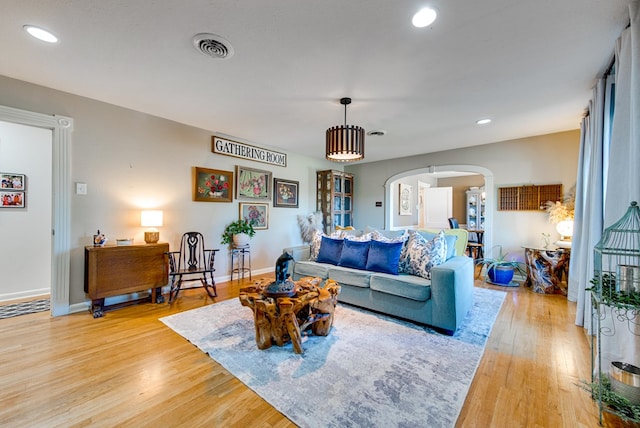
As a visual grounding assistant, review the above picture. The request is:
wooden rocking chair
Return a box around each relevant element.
[166,232,219,303]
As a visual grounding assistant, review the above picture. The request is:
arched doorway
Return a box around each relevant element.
[384,164,494,252]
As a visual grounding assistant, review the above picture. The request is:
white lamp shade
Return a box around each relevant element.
[141,210,163,228]
[556,220,574,239]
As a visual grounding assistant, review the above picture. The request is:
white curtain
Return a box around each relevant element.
[598,1,640,370]
[570,1,640,336]
[605,3,640,220]
[568,81,606,331]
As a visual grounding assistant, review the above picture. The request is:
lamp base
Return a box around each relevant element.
[144,231,159,244]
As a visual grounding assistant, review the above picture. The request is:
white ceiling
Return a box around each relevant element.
[0,0,631,164]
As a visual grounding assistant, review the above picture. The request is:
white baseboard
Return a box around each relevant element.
[0,288,49,302]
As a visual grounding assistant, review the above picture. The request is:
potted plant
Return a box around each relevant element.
[221,219,256,246]
[476,245,527,286]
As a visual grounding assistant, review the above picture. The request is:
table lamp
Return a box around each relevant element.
[141,210,163,244]
[555,219,574,248]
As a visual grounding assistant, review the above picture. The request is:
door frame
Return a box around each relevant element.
[0,105,73,316]
[384,164,494,252]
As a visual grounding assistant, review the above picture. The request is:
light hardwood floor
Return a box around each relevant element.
[0,275,634,427]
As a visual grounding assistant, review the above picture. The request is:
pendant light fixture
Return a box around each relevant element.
[326,97,365,162]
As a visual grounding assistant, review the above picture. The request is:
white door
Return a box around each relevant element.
[422,186,452,229]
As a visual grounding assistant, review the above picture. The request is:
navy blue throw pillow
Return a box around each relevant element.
[366,239,404,275]
[316,236,344,265]
[338,239,370,270]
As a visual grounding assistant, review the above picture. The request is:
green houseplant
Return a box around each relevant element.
[221,219,256,246]
[476,245,527,286]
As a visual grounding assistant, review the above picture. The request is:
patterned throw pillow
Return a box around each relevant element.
[371,229,409,243]
[330,229,362,239]
[399,230,447,279]
[344,232,373,242]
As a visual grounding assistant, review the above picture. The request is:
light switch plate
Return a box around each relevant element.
[76,182,87,195]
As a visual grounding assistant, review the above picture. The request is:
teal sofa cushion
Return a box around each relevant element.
[370,273,431,301]
[294,260,331,278]
[327,266,372,288]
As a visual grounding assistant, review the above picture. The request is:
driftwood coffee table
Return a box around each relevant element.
[239,277,341,354]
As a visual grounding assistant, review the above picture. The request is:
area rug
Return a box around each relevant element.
[161,287,505,428]
[0,299,49,319]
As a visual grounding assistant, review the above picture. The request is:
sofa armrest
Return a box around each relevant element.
[429,256,475,333]
[283,245,310,262]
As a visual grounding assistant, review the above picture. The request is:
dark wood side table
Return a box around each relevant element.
[523,246,570,295]
[84,242,169,317]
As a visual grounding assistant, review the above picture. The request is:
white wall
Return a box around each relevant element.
[0,75,337,306]
[0,121,52,300]
[347,131,580,261]
[0,73,579,306]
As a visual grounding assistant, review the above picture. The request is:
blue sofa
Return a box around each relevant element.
[284,228,474,335]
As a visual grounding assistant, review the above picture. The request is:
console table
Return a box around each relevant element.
[523,246,570,295]
[84,243,169,317]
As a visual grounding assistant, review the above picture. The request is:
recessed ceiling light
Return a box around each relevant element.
[412,7,437,28]
[23,25,58,43]
[476,118,492,125]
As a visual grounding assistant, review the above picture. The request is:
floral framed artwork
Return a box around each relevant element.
[239,202,268,229]
[1,191,25,208]
[236,165,272,200]
[273,178,299,208]
[193,167,233,202]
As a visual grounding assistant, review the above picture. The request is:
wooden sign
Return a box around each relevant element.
[212,136,287,167]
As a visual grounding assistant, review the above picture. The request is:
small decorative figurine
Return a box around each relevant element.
[265,251,296,297]
[93,229,107,247]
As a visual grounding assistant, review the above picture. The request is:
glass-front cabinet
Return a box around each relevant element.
[466,187,486,230]
[317,170,354,234]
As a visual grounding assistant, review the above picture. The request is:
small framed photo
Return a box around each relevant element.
[239,202,269,230]
[1,173,25,190]
[1,191,25,208]
[273,178,299,208]
[193,167,233,202]
[236,165,272,200]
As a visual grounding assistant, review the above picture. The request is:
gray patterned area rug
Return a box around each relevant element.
[161,287,505,428]
[0,299,49,319]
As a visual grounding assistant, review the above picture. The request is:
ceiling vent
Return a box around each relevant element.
[367,130,386,136]
[192,33,234,59]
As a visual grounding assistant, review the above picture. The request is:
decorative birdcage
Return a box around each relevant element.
[590,201,640,424]
[592,201,640,306]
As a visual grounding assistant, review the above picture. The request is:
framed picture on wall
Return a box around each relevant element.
[193,167,233,202]
[273,178,299,208]
[236,165,272,200]
[1,173,25,190]
[399,183,412,216]
[1,191,25,208]
[239,202,269,229]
